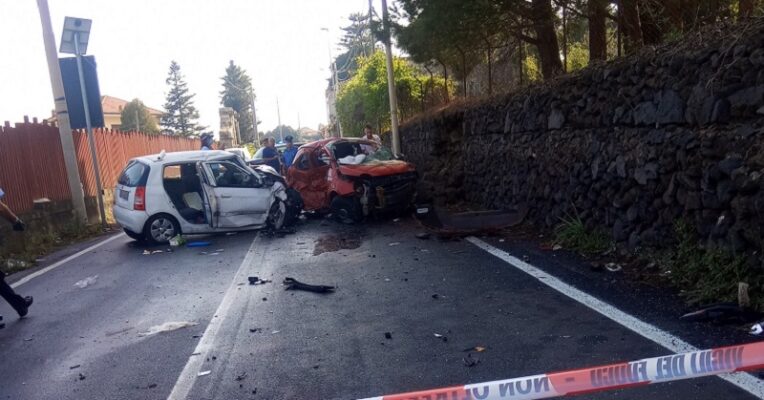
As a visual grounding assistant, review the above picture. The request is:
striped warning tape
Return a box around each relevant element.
[358,341,764,400]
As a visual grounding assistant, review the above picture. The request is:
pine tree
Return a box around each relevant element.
[162,61,204,137]
[220,60,256,143]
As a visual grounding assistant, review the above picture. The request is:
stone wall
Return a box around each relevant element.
[399,20,764,258]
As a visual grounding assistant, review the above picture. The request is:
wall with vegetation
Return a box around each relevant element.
[398,20,764,305]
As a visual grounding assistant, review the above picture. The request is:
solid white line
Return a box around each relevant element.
[11,233,124,289]
[166,234,261,400]
[466,236,764,399]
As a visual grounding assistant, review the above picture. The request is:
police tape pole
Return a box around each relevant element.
[358,341,764,400]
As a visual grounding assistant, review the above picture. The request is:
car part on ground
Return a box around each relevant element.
[282,277,335,293]
[414,204,528,238]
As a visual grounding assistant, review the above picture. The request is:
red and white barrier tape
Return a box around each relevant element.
[358,341,764,400]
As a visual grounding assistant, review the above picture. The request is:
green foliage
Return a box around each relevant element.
[566,42,590,72]
[336,51,447,136]
[120,99,159,134]
[523,55,543,83]
[663,220,760,306]
[555,214,612,256]
[220,60,256,143]
[161,61,204,137]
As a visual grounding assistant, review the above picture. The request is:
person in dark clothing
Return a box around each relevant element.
[200,132,214,150]
[0,188,33,327]
[262,137,281,172]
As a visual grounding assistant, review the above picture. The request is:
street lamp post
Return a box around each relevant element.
[60,17,107,228]
[321,27,343,138]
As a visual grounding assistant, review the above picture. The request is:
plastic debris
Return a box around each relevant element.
[69,364,81,370]
[283,277,335,293]
[553,244,563,251]
[236,372,247,381]
[433,333,448,342]
[78,373,86,380]
[751,323,763,336]
[271,330,280,334]
[463,353,480,367]
[463,346,487,353]
[198,370,211,377]
[187,241,211,248]
[139,321,198,337]
[169,235,186,247]
[388,242,400,246]
[74,275,98,289]
[415,232,431,240]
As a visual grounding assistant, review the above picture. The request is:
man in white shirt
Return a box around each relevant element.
[360,124,381,154]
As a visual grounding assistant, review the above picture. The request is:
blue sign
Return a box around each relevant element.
[59,55,104,129]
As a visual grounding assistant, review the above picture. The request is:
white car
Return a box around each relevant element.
[113,150,289,244]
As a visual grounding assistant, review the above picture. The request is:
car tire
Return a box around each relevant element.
[144,214,181,245]
[267,199,286,230]
[284,188,303,227]
[331,196,362,224]
[123,228,145,242]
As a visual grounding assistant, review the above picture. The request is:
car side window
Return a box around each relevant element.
[295,153,310,170]
[207,162,254,188]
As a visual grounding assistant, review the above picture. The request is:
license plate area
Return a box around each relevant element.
[119,189,130,200]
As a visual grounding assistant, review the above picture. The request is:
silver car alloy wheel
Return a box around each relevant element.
[150,217,175,242]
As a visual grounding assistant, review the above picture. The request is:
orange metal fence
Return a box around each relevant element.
[0,120,200,213]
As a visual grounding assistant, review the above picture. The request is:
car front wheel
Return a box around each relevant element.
[144,214,180,245]
[266,200,286,230]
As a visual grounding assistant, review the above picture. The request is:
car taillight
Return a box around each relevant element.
[134,186,146,211]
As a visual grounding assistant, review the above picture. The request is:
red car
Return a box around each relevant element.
[286,138,417,222]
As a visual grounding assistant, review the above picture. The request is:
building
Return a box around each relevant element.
[46,95,163,130]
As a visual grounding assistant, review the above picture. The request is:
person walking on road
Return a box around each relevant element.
[282,136,298,171]
[0,188,33,326]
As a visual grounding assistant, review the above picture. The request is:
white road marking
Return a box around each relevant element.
[167,234,261,400]
[11,233,123,289]
[467,236,764,399]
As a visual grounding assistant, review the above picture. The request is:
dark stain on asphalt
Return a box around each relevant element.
[313,230,364,255]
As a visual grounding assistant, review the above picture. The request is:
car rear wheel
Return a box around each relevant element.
[331,196,362,224]
[284,188,303,227]
[144,214,180,245]
[123,228,145,242]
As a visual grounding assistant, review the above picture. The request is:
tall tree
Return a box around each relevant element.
[588,0,608,61]
[161,61,204,137]
[121,99,159,134]
[220,60,256,143]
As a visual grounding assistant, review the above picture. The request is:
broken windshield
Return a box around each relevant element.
[332,141,395,165]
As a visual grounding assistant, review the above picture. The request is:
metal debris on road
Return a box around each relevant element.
[74,275,98,289]
[384,332,392,339]
[138,321,199,337]
[248,277,272,285]
[283,277,335,293]
[415,232,431,240]
[23,337,33,341]
[78,373,86,381]
[433,333,448,342]
[604,263,622,272]
[388,242,400,246]
[198,370,211,377]
[69,364,81,370]
[462,346,487,352]
[271,330,280,334]
[751,322,764,335]
[235,372,247,381]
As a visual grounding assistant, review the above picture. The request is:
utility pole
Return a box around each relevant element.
[36,0,88,224]
[250,92,258,145]
[276,97,283,142]
[381,0,400,156]
[321,27,343,138]
[135,109,140,132]
[368,0,375,55]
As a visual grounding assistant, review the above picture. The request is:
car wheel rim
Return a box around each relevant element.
[150,218,175,242]
[269,201,285,229]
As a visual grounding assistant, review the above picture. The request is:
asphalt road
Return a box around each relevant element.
[0,217,760,400]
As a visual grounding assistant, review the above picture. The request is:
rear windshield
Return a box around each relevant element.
[118,161,149,187]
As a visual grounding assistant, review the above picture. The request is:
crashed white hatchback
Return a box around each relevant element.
[113,150,291,244]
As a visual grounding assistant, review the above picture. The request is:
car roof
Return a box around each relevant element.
[301,137,376,149]
[134,150,236,164]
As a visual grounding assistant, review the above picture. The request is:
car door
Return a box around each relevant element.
[199,160,270,228]
[287,148,330,211]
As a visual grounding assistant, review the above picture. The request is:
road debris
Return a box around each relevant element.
[415,232,431,240]
[249,328,261,333]
[69,364,81,370]
[384,332,392,339]
[388,242,400,246]
[283,277,335,293]
[463,353,480,367]
[751,322,764,335]
[416,206,528,238]
[235,372,247,381]
[313,232,362,255]
[198,370,211,377]
[680,303,758,323]
[187,241,211,248]
[248,276,271,285]
[169,235,186,247]
[271,330,280,334]
[604,263,622,272]
[393,218,400,222]
[139,321,198,337]
[74,275,98,289]
[553,244,563,251]
[23,337,33,341]
[431,293,440,299]
[463,346,487,352]
[78,373,86,381]
[433,333,448,342]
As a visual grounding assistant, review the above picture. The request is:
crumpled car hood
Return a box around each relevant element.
[337,160,416,177]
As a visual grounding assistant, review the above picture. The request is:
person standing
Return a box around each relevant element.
[361,124,381,154]
[261,137,281,172]
[253,137,269,159]
[282,136,298,170]
[200,132,214,150]
[0,188,33,326]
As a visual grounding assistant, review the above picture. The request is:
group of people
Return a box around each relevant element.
[0,188,33,328]
[254,135,298,175]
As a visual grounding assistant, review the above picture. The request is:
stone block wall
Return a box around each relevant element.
[399,20,764,257]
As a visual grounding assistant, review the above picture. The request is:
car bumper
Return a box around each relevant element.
[112,205,148,234]
[371,181,416,211]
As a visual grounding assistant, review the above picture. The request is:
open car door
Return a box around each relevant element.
[286,148,331,211]
[198,160,271,228]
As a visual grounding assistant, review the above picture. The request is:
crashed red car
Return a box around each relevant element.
[285,138,417,222]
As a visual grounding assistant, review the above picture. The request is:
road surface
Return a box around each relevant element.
[0,217,760,399]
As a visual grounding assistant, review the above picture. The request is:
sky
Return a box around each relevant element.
[0,0,371,135]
